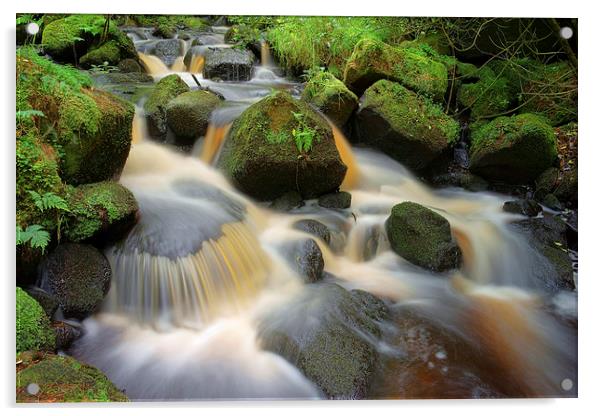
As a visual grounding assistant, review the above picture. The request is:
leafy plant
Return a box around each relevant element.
[291,112,317,153]
[28,190,70,213]
[16,224,51,251]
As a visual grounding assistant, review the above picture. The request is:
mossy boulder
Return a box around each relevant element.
[143,74,190,139]
[355,80,460,171]
[166,90,221,143]
[41,14,136,65]
[301,71,358,127]
[259,284,389,398]
[40,243,111,319]
[204,47,256,81]
[60,89,135,185]
[16,288,55,354]
[65,181,138,244]
[16,352,127,402]
[343,38,448,100]
[218,91,347,200]
[386,202,462,272]
[469,114,557,183]
[118,58,144,73]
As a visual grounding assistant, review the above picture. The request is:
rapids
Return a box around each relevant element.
[69,25,577,401]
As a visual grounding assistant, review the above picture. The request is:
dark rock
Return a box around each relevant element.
[258,283,388,399]
[269,191,304,211]
[53,321,82,350]
[354,80,459,171]
[554,170,577,206]
[25,287,59,318]
[293,219,331,245]
[430,172,489,192]
[118,58,144,73]
[204,47,255,81]
[143,74,190,139]
[153,39,183,66]
[219,91,347,200]
[39,244,112,319]
[542,193,563,211]
[165,90,221,143]
[293,239,325,283]
[385,202,462,272]
[318,191,352,209]
[503,199,542,217]
[534,167,560,200]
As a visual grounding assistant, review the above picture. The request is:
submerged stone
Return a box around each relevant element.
[293,219,331,245]
[318,191,352,209]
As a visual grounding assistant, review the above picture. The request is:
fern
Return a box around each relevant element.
[292,112,318,153]
[16,224,51,252]
[28,190,70,213]
[16,109,45,120]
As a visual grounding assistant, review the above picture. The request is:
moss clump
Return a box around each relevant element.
[16,352,127,402]
[41,14,136,65]
[457,63,516,121]
[166,90,221,142]
[343,38,448,101]
[218,91,347,200]
[65,182,138,243]
[385,202,462,272]
[143,74,190,138]
[301,70,358,127]
[129,15,208,38]
[224,24,261,49]
[355,79,459,171]
[470,113,557,183]
[16,288,55,354]
[79,40,121,67]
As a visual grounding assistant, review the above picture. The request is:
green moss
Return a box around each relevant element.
[65,182,138,242]
[457,64,515,121]
[144,74,190,116]
[343,38,448,101]
[130,15,208,38]
[79,40,121,67]
[16,353,127,402]
[16,288,55,354]
[301,70,358,126]
[471,113,555,151]
[165,90,221,140]
[364,79,459,144]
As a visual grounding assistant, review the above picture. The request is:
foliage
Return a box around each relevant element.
[16,287,55,353]
[28,190,70,213]
[16,224,51,252]
[292,112,318,153]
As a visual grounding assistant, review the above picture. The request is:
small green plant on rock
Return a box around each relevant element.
[292,112,318,153]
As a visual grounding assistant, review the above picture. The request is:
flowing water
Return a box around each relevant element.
[70,27,578,400]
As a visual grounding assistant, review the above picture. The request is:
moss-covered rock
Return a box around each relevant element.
[355,80,460,171]
[301,71,358,127]
[259,283,388,398]
[40,243,111,319]
[117,58,143,73]
[166,90,221,143]
[385,202,462,272]
[16,352,127,402]
[41,14,136,66]
[143,74,190,139]
[16,288,55,354]
[65,181,138,244]
[343,38,448,100]
[218,91,347,200]
[469,114,557,183]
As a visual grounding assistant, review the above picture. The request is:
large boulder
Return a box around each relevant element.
[165,90,221,143]
[258,284,388,398]
[301,71,358,127]
[204,47,255,81]
[39,244,111,319]
[41,14,136,66]
[65,181,138,244]
[16,288,55,354]
[469,114,557,183]
[16,352,127,402]
[355,80,459,171]
[343,38,448,100]
[143,74,190,139]
[385,202,462,272]
[218,91,347,200]
[153,39,184,66]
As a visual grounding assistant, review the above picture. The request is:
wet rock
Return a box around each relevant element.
[154,39,183,66]
[166,90,221,143]
[385,202,462,272]
[343,38,448,100]
[355,80,459,172]
[118,58,143,73]
[503,199,542,217]
[542,193,563,211]
[511,215,574,291]
[16,353,127,402]
[301,71,358,127]
[318,191,352,209]
[39,244,111,319]
[258,283,389,398]
[143,74,190,139]
[293,239,325,283]
[293,219,331,245]
[554,170,577,206]
[65,181,139,245]
[219,91,347,200]
[430,172,489,192]
[24,287,59,318]
[53,321,82,350]
[204,47,255,81]
[183,45,207,67]
[469,114,557,184]
[534,167,560,200]
[269,191,304,211]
